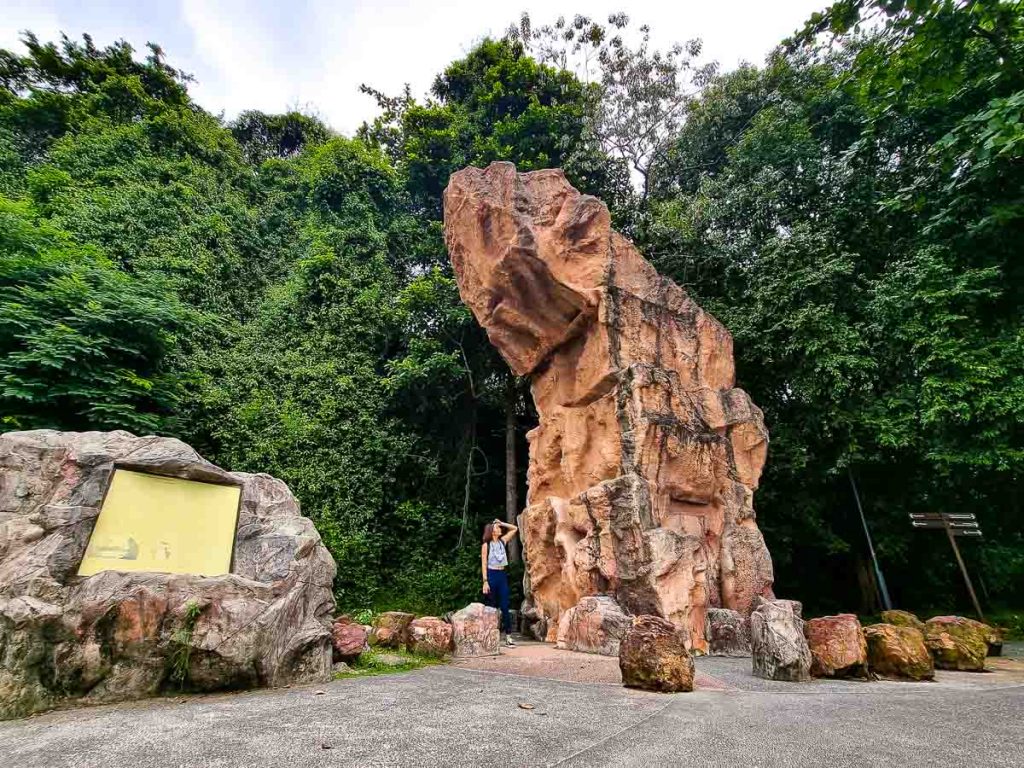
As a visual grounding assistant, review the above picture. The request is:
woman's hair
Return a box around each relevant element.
[482,523,494,544]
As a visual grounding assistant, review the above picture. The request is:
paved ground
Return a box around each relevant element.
[2,645,1022,768]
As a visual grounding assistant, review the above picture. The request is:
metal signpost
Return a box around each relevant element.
[908,512,985,620]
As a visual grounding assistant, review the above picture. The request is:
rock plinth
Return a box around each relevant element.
[804,614,868,679]
[332,616,368,662]
[863,624,934,680]
[923,616,988,671]
[406,616,453,657]
[444,162,774,651]
[556,595,631,656]
[880,609,926,633]
[369,611,415,649]
[619,615,694,692]
[706,608,751,657]
[750,598,812,681]
[450,603,499,657]
[0,430,336,720]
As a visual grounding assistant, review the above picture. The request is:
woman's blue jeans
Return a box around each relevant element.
[486,568,513,634]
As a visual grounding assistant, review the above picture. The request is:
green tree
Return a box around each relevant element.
[0,196,191,431]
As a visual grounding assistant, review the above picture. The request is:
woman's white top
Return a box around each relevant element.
[487,540,508,568]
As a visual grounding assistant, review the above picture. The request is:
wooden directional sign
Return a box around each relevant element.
[908,512,984,619]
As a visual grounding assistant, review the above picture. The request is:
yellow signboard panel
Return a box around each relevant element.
[78,469,241,577]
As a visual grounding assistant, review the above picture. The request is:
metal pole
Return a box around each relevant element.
[848,467,893,611]
[943,519,985,621]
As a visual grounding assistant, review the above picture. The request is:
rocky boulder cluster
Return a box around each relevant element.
[737,603,1000,683]
[331,603,501,664]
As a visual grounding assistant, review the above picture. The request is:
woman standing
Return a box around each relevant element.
[482,518,518,647]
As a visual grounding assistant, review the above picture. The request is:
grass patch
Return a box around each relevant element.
[333,647,444,679]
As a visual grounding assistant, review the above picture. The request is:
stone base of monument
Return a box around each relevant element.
[0,430,337,720]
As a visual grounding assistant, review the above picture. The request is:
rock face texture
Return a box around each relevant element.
[369,611,415,649]
[444,163,774,652]
[922,616,988,672]
[863,624,934,680]
[332,616,368,662]
[619,615,694,692]
[555,595,631,656]
[0,430,336,720]
[406,616,453,657]
[880,609,925,633]
[450,602,500,657]
[750,597,812,681]
[804,614,868,679]
[706,607,751,657]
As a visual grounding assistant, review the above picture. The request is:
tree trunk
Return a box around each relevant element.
[505,376,520,562]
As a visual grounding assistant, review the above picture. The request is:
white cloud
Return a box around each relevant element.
[1,0,62,52]
[4,0,827,133]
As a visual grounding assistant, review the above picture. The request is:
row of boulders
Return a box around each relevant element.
[331,603,500,664]
[706,599,1002,682]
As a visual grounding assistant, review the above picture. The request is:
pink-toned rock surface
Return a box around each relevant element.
[369,611,415,649]
[804,614,868,679]
[555,595,631,656]
[619,615,695,692]
[406,616,453,657]
[450,602,500,658]
[331,616,368,661]
[444,163,774,651]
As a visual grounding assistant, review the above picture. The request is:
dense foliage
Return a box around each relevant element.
[1,3,1021,616]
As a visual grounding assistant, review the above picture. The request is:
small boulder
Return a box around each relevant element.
[331,616,368,662]
[863,624,934,680]
[923,616,988,671]
[706,608,751,657]
[880,609,926,633]
[556,596,631,656]
[957,617,1003,657]
[369,612,415,649]
[450,603,500,657]
[619,615,694,693]
[750,597,812,682]
[804,614,868,679]
[406,617,453,657]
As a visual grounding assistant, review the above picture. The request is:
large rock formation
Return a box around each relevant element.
[444,163,774,651]
[0,430,336,719]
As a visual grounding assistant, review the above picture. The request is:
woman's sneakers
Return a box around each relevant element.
[503,633,517,648]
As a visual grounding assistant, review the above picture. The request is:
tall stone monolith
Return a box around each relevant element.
[443,162,775,651]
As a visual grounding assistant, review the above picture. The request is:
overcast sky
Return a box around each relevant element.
[2,0,827,135]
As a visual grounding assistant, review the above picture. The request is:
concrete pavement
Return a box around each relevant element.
[1,653,1021,767]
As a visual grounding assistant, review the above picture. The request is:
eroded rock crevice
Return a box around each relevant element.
[444,162,775,651]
